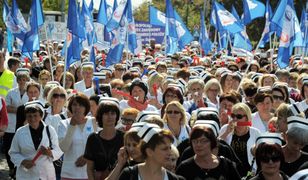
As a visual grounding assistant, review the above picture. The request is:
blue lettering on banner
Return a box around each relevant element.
[135,21,165,44]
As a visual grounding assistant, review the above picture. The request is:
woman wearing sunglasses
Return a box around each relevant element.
[219,103,261,177]
[251,136,288,180]
[163,101,190,146]
[44,86,67,133]
[271,83,291,111]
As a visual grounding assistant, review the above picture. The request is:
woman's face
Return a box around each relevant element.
[277,118,287,134]
[192,135,212,156]
[26,111,42,129]
[65,76,74,89]
[286,136,304,153]
[114,67,125,78]
[51,89,66,108]
[250,65,258,72]
[232,109,248,132]
[231,78,240,91]
[71,100,86,117]
[166,104,182,124]
[102,111,117,128]
[206,85,220,100]
[272,90,284,110]
[256,97,273,113]
[27,86,40,101]
[89,100,98,117]
[39,74,50,86]
[56,66,64,76]
[17,77,29,89]
[165,90,180,104]
[131,86,145,103]
[125,137,142,160]
[260,154,281,175]
[263,77,274,87]
[189,83,203,97]
[150,137,172,166]
[224,75,233,90]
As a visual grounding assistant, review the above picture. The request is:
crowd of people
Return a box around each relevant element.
[0,39,308,180]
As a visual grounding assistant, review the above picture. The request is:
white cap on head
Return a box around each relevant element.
[193,120,220,137]
[255,132,283,146]
[137,123,162,143]
[99,97,119,106]
[136,111,161,122]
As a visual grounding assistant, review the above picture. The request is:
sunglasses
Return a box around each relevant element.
[121,118,135,125]
[273,95,284,101]
[116,68,125,71]
[260,155,281,163]
[166,110,181,115]
[52,93,66,99]
[231,113,246,119]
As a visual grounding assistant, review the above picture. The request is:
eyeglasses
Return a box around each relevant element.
[260,155,281,163]
[121,118,135,125]
[52,93,66,99]
[231,113,247,119]
[273,95,284,101]
[166,110,181,115]
[191,138,210,145]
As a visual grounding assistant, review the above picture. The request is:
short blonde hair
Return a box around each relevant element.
[47,86,67,105]
[148,73,164,90]
[163,101,187,125]
[232,102,252,121]
[204,78,223,96]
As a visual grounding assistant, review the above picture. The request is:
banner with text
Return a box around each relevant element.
[135,21,165,44]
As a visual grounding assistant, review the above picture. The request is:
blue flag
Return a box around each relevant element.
[67,0,85,39]
[81,0,96,46]
[22,0,44,53]
[88,0,94,13]
[218,32,228,51]
[90,45,96,70]
[166,0,178,54]
[271,0,303,68]
[213,1,244,34]
[149,6,166,27]
[126,0,137,54]
[199,9,212,55]
[97,0,108,25]
[4,0,28,41]
[65,33,82,69]
[105,0,128,32]
[174,11,194,50]
[243,0,265,25]
[258,0,273,48]
[231,6,252,51]
[2,0,13,53]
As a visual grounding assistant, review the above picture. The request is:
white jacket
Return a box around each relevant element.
[74,80,94,97]
[58,117,96,179]
[9,123,63,180]
[219,125,260,172]
[5,87,28,133]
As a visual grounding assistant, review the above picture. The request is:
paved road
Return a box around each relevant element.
[0,152,10,180]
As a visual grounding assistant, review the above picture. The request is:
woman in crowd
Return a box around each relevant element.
[110,79,125,101]
[176,125,241,179]
[204,78,222,109]
[60,72,75,90]
[44,86,68,133]
[219,102,261,177]
[4,68,30,178]
[84,98,123,180]
[54,63,64,82]
[119,78,157,111]
[220,71,234,93]
[160,86,185,118]
[250,137,288,180]
[119,124,183,180]
[9,101,63,180]
[58,93,97,180]
[112,64,126,79]
[259,74,276,87]
[147,72,164,108]
[115,107,139,132]
[38,70,51,96]
[89,94,99,118]
[252,92,274,133]
[280,116,308,176]
[163,101,190,146]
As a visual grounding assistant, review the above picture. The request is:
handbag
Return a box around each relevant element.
[46,126,63,169]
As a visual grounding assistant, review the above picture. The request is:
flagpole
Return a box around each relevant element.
[269,33,273,72]
[218,32,222,53]
[227,32,233,53]
[44,23,54,81]
[214,30,217,53]
[63,29,69,90]
[302,21,308,63]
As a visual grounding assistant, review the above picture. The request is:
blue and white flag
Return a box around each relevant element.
[258,0,273,48]
[174,11,193,49]
[64,32,83,69]
[105,0,128,32]
[2,0,13,52]
[97,0,108,25]
[271,0,303,68]
[231,5,252,51]
[213,1,244,34]
[81,0,96,46]
[243,0,265,25]
[149,6,165,27]
[67,0,85,39]
[126,0,137,54]
[105,18,127,67]
[199,9,212,55]
[5,0,28,41]
[165,0,178,54]
[22,0,44,53]
[218,32,228,51]
[88,0,94,13]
